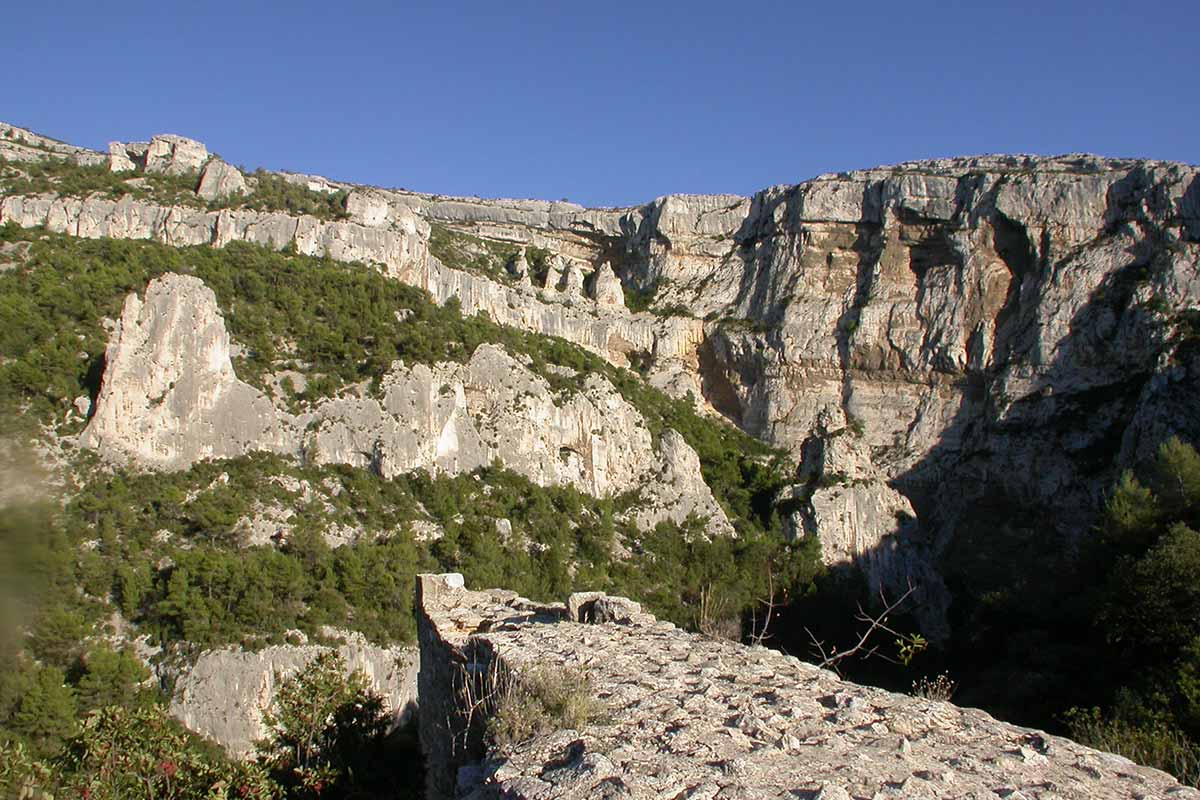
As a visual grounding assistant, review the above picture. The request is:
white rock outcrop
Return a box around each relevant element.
[81,274,733,535]
[196,158,247,200]
[592,261,625,307]
[0,192,430,282]
[142,134,209,175]
[107,141,136,173]
[80,275,296,466]
[168,632,417,759]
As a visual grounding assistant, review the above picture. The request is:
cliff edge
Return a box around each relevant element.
[415,573,1198,800]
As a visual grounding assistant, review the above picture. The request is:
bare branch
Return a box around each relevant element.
[750,563,779,647]
[807,582,918,673]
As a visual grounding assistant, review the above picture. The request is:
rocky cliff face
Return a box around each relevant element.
[82,272,732,536]
[214,151,1200,625]
[5,123,1198,632]
[377,155,1200,633]
[166,631,417,759]
[415,573,1198,800]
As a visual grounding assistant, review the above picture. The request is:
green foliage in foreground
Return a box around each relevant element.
[1065,707,1200,788]
[258,652,412,799]
[0,654,418,800]
[927,435,1200,787]
[1060,438,1200,778]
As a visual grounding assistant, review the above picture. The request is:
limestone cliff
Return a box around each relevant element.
[82,273,733,535]
[167,631,417,759]
[5,123,1199,631]
[342,155,1200,633]
[416,573,1198,800]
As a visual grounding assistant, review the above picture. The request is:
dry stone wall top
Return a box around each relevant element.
[415,574,1199,800]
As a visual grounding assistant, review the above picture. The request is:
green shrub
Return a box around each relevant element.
[482,664,600,748]
[259,651,399,797]
[217,170,350,221]
[55,706,277,800]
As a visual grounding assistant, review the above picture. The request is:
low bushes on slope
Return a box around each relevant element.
[49,453,817,650]
[0,455,818,795]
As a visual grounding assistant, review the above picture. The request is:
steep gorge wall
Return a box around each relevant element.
[415,573,1198,800]
[393,156,1200,624]
[5,125,1199,631]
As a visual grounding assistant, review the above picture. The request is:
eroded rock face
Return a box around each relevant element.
[82,274,733,535]
[611,156,1200,634]
[592,261,625,308]
[80,274,296,467]
[197,159,247,200]
[167,631,417,759]
[6,125,1199,634]
[142,134,209,175]
[0,192,431,281]
[416,575,1199,800]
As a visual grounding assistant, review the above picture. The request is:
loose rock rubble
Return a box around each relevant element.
[416,574,1200,800]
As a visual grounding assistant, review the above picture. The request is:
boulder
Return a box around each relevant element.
[196,159,247,201]
[195,158,247,201]
[543,254,565,291]
[560,260,586,299]
[508,247,530,279]
[107,142,136,173]
[143,134,209,175]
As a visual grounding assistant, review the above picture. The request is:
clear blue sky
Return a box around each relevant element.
[3,1,1196,207]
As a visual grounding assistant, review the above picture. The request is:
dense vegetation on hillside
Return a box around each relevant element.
[0,223,822,796]
[0,456,818,797]
[0,224,793,534]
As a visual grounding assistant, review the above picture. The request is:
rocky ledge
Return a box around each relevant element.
[415,574,1198,800]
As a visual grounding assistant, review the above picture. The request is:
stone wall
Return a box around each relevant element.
[415,573,1199,800]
